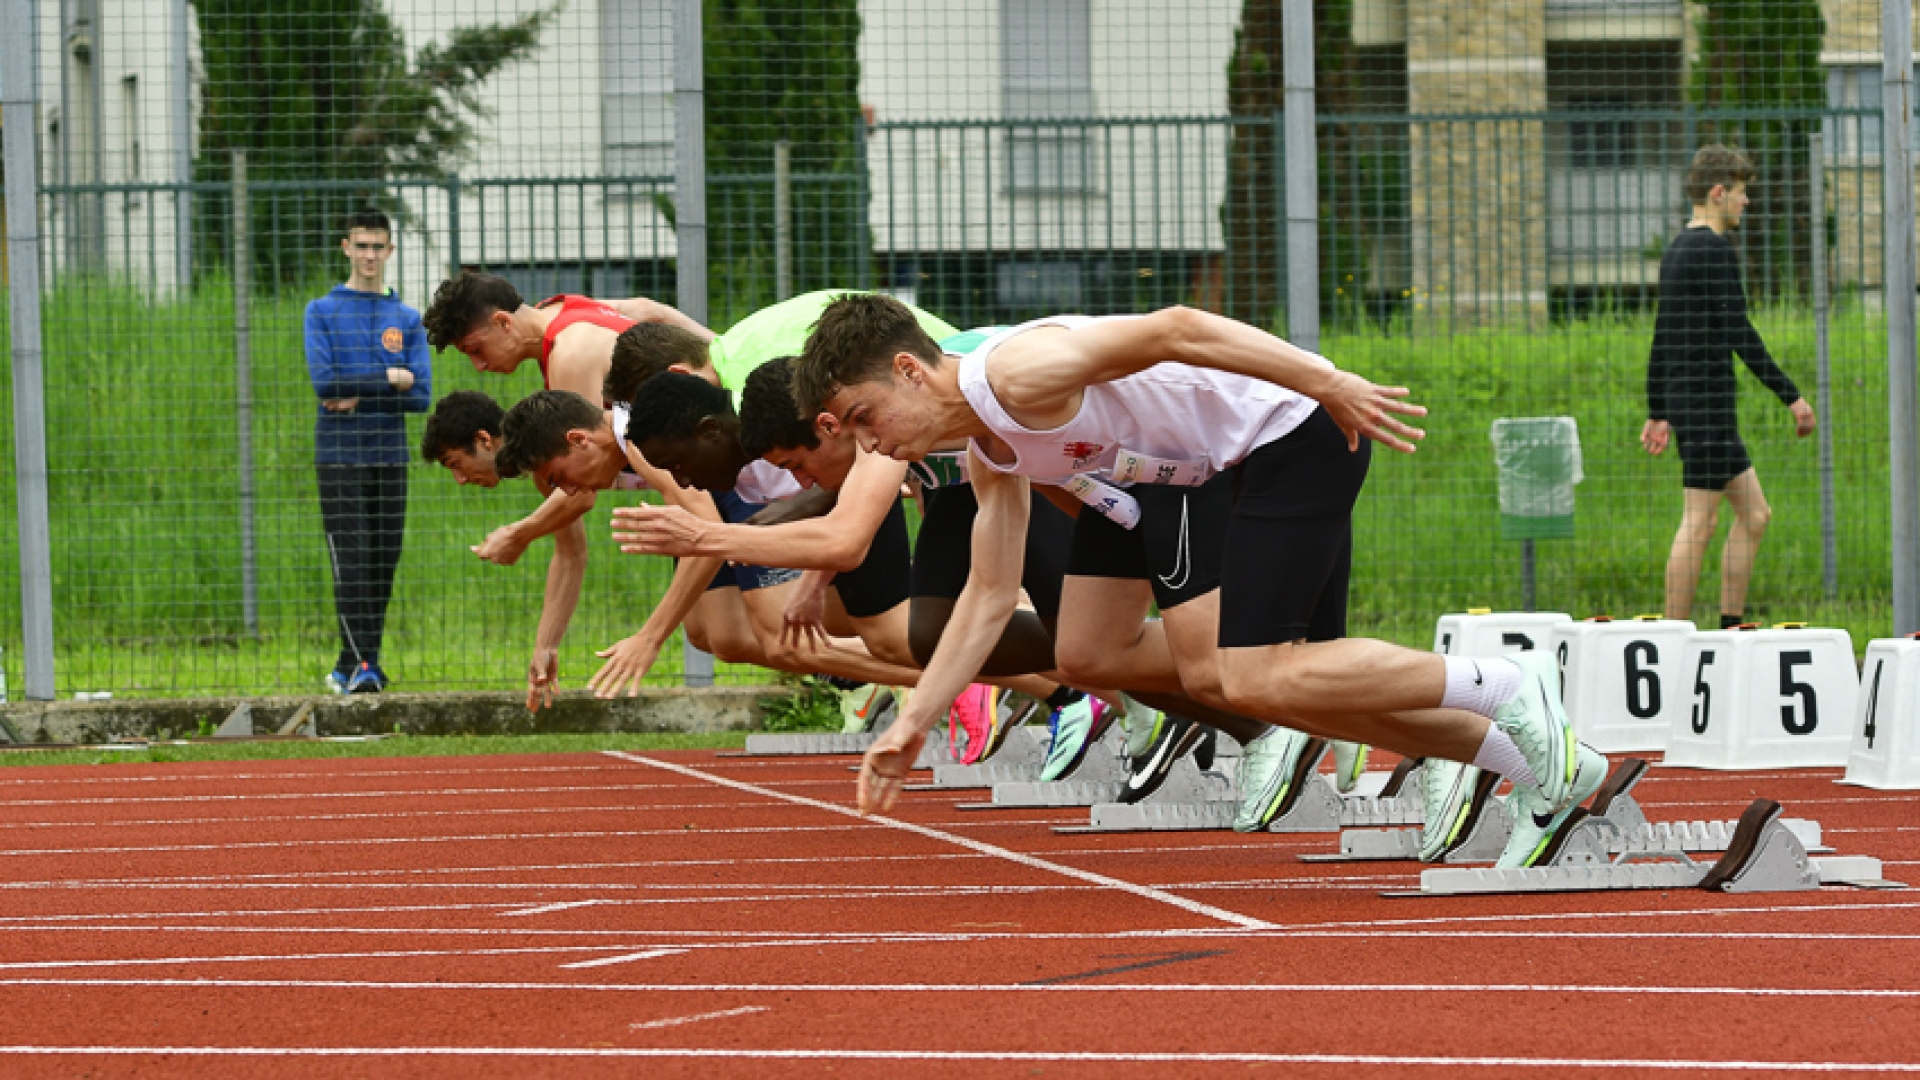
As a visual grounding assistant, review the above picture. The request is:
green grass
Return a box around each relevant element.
[0,281,1902,698]
[0,730,749,768]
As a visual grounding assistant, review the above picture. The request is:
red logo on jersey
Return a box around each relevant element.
[1061,441,1106,468]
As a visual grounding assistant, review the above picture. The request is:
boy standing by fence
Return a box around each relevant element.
[306,209,432,692]
[1642,145,1816,628]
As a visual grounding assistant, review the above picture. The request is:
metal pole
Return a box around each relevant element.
[1281,0,1319,351]
[171,0,190,287]
[3,0,58,699]
[1884,0,1919,635]
[674,0,713,687]
[773,140,792,300]
[1521,539,1536,613]
[1810,133,1836,603]
[230,149,257,634]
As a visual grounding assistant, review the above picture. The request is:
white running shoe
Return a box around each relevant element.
[1330,741,1369,794]
[1417,758,1496,862]
[1232,727,1327,833]
[1121,694,1165,760]
[1490,652,1577,811]
[1495,743,1609,869]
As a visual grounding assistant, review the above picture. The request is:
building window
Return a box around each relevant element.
[1568,98,1637,169]
[1824,63,1920,160]
[1002,0,1096,194]
[602,0,675,178]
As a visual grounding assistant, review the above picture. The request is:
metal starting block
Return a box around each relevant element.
[739,726,956,768]
[956,730,1143,808]
[1402,797,1891,897]
[910,725,1052,790]
[1054,746,1419,835]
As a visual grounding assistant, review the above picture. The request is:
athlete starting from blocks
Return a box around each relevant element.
[793,296,1610,868]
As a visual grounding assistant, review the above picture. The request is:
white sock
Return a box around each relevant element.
[1470,724,1538,786]
[1439,656,1523,718]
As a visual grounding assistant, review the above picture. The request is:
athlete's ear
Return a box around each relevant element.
[491,308,514,332]
[893,351,923,385]
[814,411,841,438]
[473,431,500,452]
[668,362,694,376]
[566,427,593,450]
[695,415,724,443]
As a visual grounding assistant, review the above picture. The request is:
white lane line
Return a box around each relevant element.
[0,802,808,831]
[0,945,643,971]
[500,901,606,918]
[558,949,687,969]
[629,1006,766,1030]
[602,750,1274,931]
[3,977,1919,998]
[0,1046,1914,1071]
[0,783,695,809]
[0,764,638,788]
[0,818,1068,859]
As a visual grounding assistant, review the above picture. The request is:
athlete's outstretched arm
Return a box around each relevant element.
[588,448,727,698]
[607,297,717,341]
[993,307,1427,453]
[859,447,1028,814]
[611,451,907,572]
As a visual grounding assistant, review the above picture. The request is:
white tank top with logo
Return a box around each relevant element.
[955,315,1321,487]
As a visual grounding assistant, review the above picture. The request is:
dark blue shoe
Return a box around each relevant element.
[324,669,350,695]
[346,662,388,694]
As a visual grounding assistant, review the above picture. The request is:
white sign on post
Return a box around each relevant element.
[1552,616,1696,752]
[1664,627,1858,770]
[1842,636,1920,790]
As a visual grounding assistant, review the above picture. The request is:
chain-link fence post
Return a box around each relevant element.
[2,0,56,699]
[1283,0,1318,351]
[675,0,714,687]
[1885,0,1919,635]
[230,148,258,635]
[1811,132,1835,603]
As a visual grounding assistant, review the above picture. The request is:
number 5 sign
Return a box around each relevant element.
[1665,626,1858,770]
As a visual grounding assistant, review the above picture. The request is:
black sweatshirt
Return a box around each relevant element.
[1646,226,1801,432]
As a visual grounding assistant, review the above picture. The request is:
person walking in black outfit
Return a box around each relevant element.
[1642,146,1816,627]
[305,209,432,692]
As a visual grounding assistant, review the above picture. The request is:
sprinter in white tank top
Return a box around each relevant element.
[796,296,1612,870]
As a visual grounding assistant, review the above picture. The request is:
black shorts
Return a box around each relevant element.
[1219,407,1370,648]
[1675,428,1752,491]
[1067,470,1232,611]
[830,498,912,619]
[911,484,1072,620]
[705,491,803,593]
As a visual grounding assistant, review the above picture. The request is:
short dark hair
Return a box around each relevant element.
[607,323,712,406]
[420,391,505,462]
[1686,145,1755,204]
[343,208,391,237]
[423,270,523,352]
[625,372,734,447]
[496,390,604,478]
[793,293,942,416]
[739,357,818,460]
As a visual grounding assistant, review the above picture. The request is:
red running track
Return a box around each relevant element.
[0,747,1914,1079]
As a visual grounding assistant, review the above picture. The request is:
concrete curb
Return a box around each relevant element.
[0,686,791,744]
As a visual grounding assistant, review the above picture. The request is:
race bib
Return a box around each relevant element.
[1061,474,1141,530]
[908,452,969,491]
[1110,448,1212,487]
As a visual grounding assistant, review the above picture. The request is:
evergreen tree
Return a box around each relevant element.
[1690,0,1826,297]
[193,0,556,288]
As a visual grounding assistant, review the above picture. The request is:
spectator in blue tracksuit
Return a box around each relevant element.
[305,208,431,693]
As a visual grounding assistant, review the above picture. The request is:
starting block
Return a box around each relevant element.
[915,724,1056,790]
[1302,762,1516,864]
[1552,616,1697,752]
[1663,626,1858,770]
[739,727,956,769]
[1433,609,1571,657]
[1058,744,1407,836]
[1842,635,1920,790]
[1402,797,1884,896]
[955,726,1137,808]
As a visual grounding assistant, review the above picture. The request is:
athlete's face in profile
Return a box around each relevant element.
[453,310,521,374]
[764,419,857,490]
[529,432,624,496]
[636,429,739,494]
[437,441,500,488]
[827,364,936,461]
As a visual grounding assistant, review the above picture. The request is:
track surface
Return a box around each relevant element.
[0,746,1915,1078]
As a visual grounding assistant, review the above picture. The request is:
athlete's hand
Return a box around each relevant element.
[526,647,560,712]
[857,717,928,815]
[745,486,837,527]
[610,504,705,558]
[1789,398,1817,438]
[473,523,530,566]
[1641,419,1670,456]
[781,580,831,654]
[589,631,664,698]
[1317,370,1427,453]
